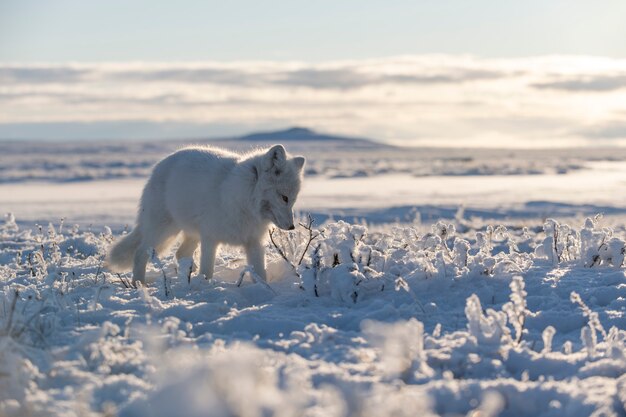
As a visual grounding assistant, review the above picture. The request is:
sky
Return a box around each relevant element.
[1,1,626,146]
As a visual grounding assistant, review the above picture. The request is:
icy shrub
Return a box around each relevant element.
[541,326,556,354]
[465,294,510,345]
[452,238,470,271]
[319,221,367,267]
[580,216,606,267]
[0,336,41,409]
[121,342,309,417]
[581,326,597,359]
[292,221,387,302]
[534,216,626,268]
[534,218,579,264]
[571,291,607,358]
[1,213,19,234]
[599,237,626,269]
[325,263,365,303]
[275,218,535,305]
[362,318,434,382]
[502,276,531,344]
[576,215,625,268]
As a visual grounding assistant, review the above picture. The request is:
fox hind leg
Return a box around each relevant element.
[132,221,179,284]
[176,233,199,272]
[132,245,150,284]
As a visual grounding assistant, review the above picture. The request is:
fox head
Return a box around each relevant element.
[254,144,305,231]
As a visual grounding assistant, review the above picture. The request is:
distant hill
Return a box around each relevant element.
[236,127,391,149]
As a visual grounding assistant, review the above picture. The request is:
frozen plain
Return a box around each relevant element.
[1,138,626,417]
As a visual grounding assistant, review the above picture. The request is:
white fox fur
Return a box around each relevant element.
[106,144,305,283]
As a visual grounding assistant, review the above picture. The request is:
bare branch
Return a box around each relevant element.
[297,214,320,266]
[269,228,291,265]
[116,273,134,289]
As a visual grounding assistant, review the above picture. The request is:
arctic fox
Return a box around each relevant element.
[106,144,305,283]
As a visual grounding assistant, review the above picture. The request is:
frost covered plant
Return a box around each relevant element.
[1,213,19,234]
[534,218,579,264]
[597,237,626,269]
[452,238,470,270]
[493,225,519,253]
[475,225,494,255]
[534,216,625,268]
[581,326,597,358]
[432,221,455,253]
[465,225,525,276]
[578,215,625,268]
[297,220,387,303]
[413,222,529,280]
[292,218,536,304]
[570,291,607,358]
[362,318,433,383]
[268,214,323,293]
[319,221,368,267]
[541,326,556,354]
[123,342,310,417]
[464,277,533,348]
[502,276,532,345]
[465,294,510,345]
[580,216,605,267]
[1,287,56,347]
[0,335,41,407]
[604,326,626,360]
[268,214,320,268]
[534,219,559,264]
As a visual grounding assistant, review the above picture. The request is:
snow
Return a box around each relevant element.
[6,160,626,229]
[1,141,626,416]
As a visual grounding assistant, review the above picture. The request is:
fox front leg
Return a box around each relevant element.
[245,242,267,281]
[199,238,217,280]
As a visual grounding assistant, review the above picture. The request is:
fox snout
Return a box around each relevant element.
[275,218,295,231]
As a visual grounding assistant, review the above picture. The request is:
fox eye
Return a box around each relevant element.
[281,195,289,203]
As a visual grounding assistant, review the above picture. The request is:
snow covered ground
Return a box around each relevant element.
[1,139,626,416]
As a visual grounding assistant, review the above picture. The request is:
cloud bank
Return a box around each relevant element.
[1,55,625,147]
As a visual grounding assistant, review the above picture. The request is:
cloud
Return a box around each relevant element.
[112,67,258,86]
[1,55,626,146]
[0,62,507,90]
[0,67,88,84]
[0,120,273,140]
[0,90,257,108]
[532,75,626,92]
[125,66,506,89]
[272,68,374,89]
[272,67,505,89]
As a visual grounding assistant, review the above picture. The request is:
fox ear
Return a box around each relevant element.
[293,156,305,172]
[266,144,286,169]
